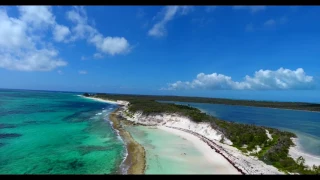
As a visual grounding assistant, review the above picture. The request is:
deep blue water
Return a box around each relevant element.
[159,101,320,157]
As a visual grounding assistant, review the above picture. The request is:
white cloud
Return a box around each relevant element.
[79,70,87,74]
[53,24,71,42]
[89,35,130,56]
[0,7,67,72]
[65,6,131,56]
[233,6,266,13]
[264,19,276,27]
[0,49,67,71]
[0,10,32,50]
[93,53,103,59]
[66,7,96,41]
[57,70,63,75]
[164,68,314,90]
[148,6,193,37]
[18,6,55,29]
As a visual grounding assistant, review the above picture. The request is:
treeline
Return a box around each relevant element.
[87,93,320,112]
[86,93,320,174]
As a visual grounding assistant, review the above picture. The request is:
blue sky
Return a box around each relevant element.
[1,6,320,102]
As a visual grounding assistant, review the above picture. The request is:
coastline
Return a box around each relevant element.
[116,107,282,174]
[157,126,241,174]
[289,137,320,167]
[109,110,146,174]
[79,95,129,106]
[168,101,320,168]
[81,95,146,174]
[83,95,280,174]
[165,100,320,114]
[81,95,319,174]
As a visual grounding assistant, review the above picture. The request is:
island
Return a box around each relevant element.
[83,93,320,175]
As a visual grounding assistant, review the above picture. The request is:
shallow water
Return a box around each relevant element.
[159,101,320,157]
[0,89,125,174]
[125,125,221,174]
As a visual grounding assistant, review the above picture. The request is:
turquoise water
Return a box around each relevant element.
[159,101,320,157]
[125,126,222,174]
[0,89,125,174]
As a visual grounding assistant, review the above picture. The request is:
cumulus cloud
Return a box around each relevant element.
[89,35,130,56]
[148,6,193,37]
[53,24,71,42]
[233,6,266,13]
[66,6,131,56]
[78,70,87,74]
[163,68,314,90]
[18,6,55,29]
[0,7,67,71]
[0,49,67,71]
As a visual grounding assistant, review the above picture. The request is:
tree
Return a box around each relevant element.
[296,156,305,167]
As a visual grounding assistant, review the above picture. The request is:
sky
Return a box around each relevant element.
[0,5,320,103]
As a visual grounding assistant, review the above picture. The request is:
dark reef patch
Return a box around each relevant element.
[77,145,112,155]
[23,120,38,124]
[68,159,84,170]
[0,123,17,129]
[62,111,93,123]
[0,133,22,139]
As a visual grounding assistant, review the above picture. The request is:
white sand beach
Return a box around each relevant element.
[81,96,129,106]
[289,138,320,167]
[157,126,241,174]
[117,105,283,174]
[84,96,320,174]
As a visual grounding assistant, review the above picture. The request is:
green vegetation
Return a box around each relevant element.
[84,93,320,174]
[83,93,90,97]
[86,93,320,112]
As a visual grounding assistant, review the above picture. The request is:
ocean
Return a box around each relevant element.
[1,89,319,174]
[159,101,320,157]
[0,89,125,174]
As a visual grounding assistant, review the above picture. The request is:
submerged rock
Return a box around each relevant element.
[0,133,22,139]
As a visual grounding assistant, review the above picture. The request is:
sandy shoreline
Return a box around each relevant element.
[81,95,319,174]
[289,138,320,167]
[109,109,146,174]
[82,95,241,174]
[157,126,241,174]
[80,95,128,106]
[81,95,145,174]
[82,95,276,174]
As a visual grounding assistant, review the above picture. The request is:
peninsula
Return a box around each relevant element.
[83,93,320,174]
